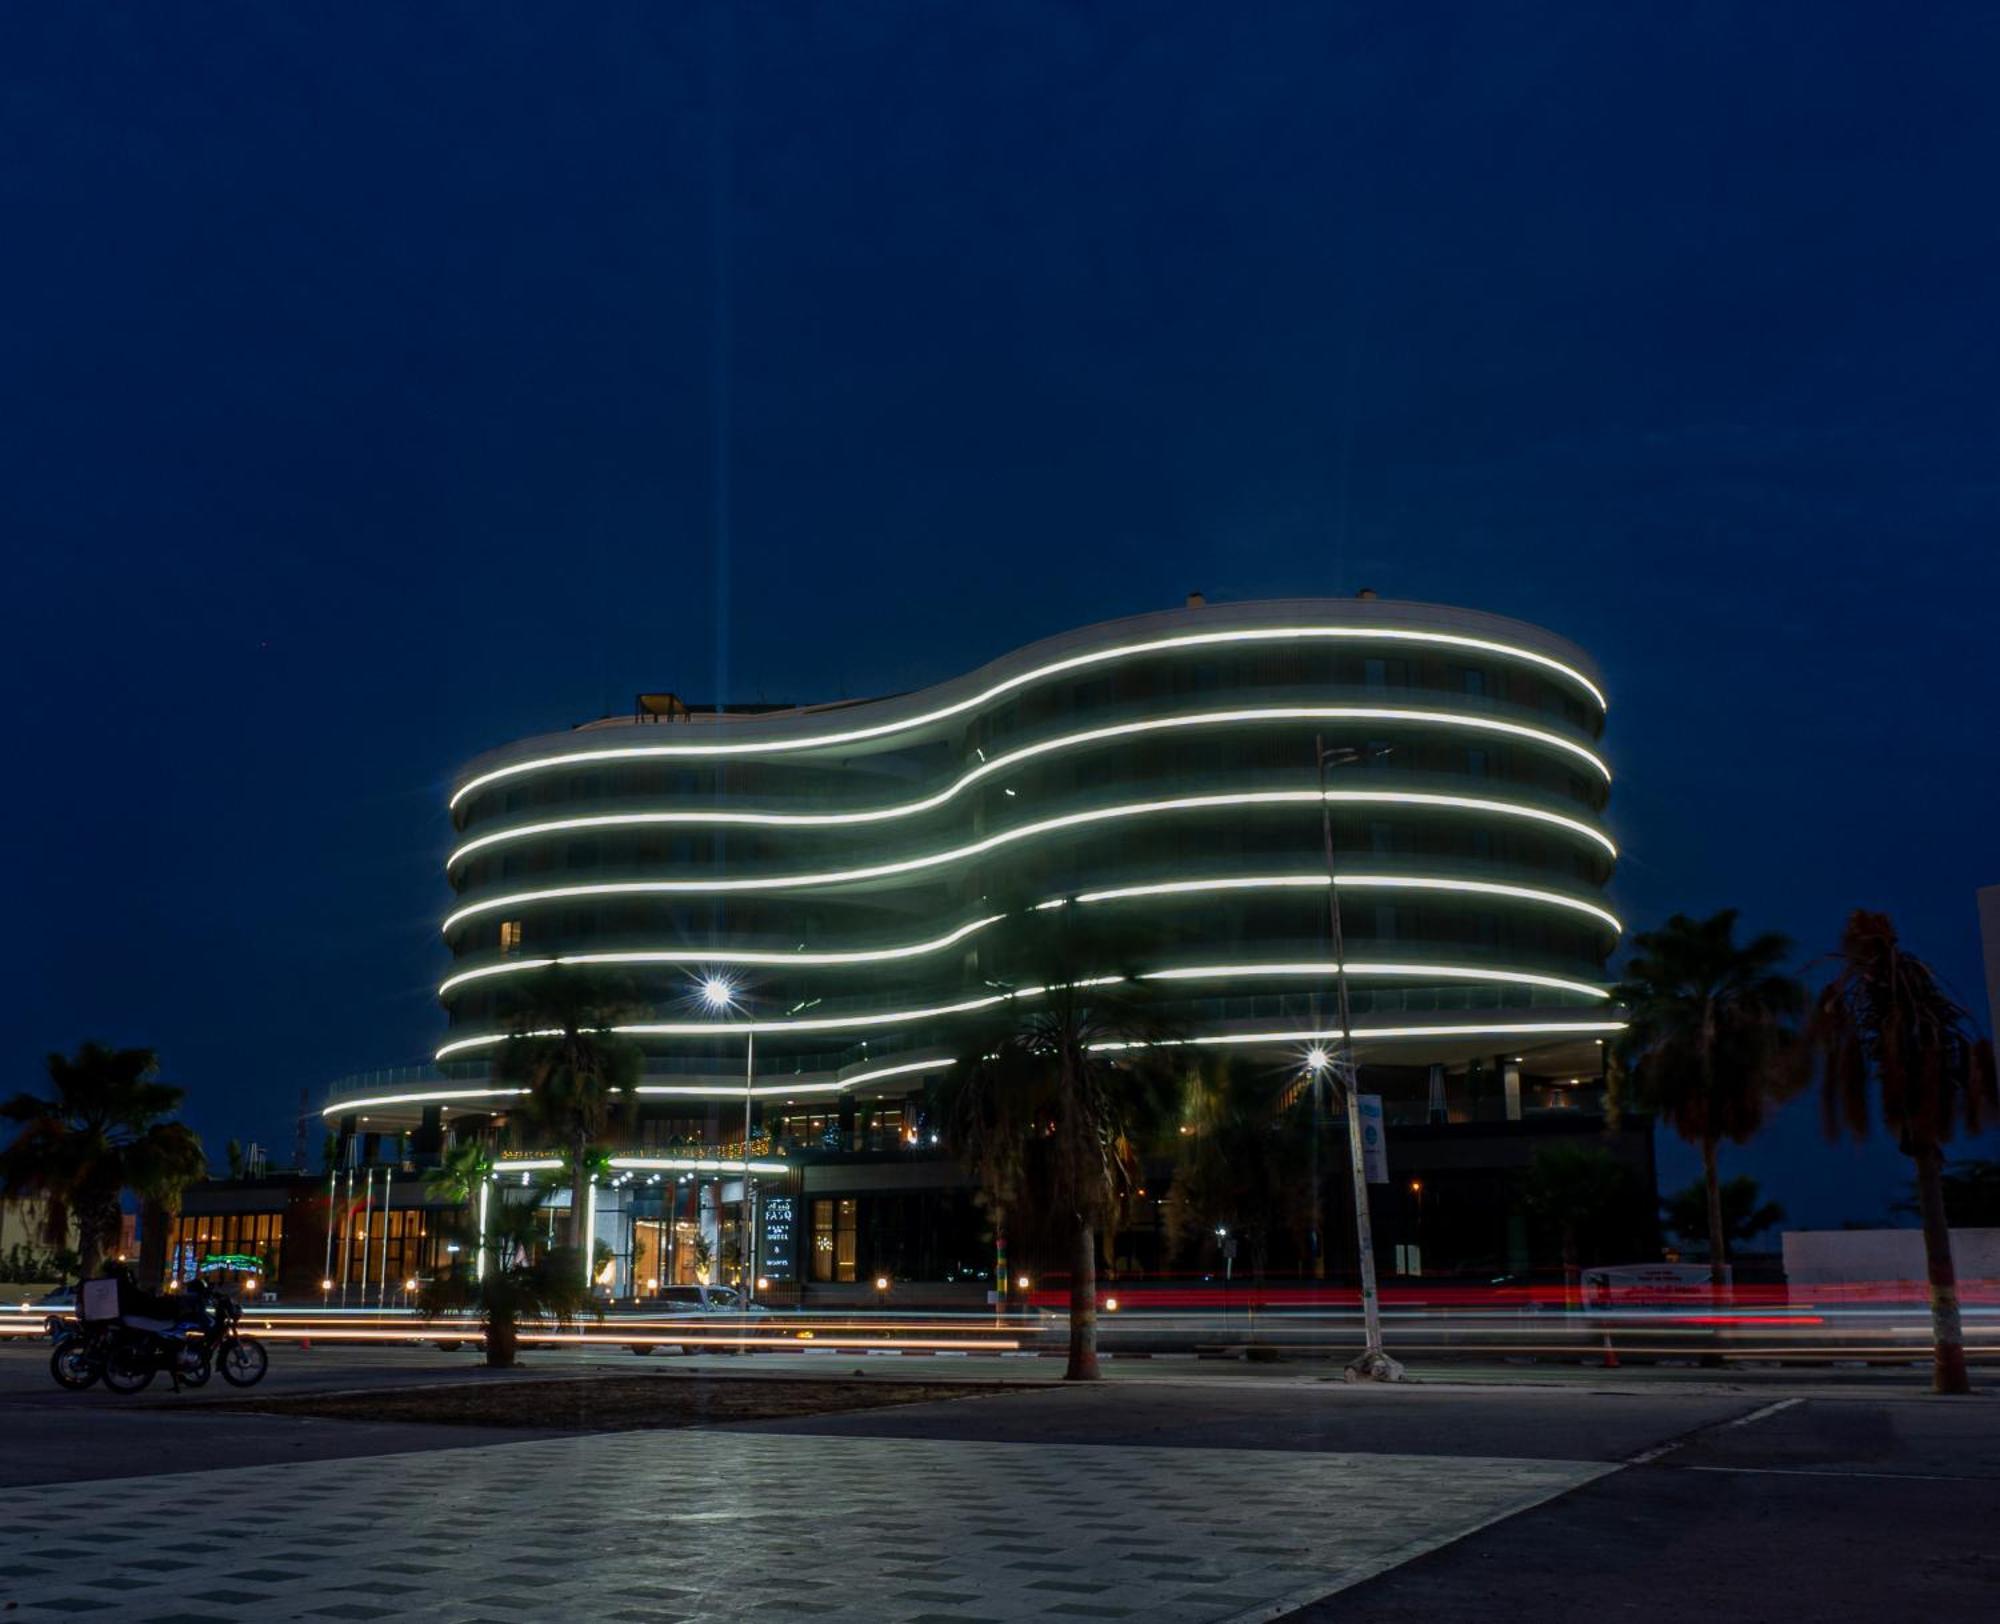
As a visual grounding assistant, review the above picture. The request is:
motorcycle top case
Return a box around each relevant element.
[78,1277,122,1323]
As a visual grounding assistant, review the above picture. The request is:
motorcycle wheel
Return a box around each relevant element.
[218,1336,269,1387]
[100,1345,157,1394]
[178,1348,213,1388]
[49,1336,99,1391]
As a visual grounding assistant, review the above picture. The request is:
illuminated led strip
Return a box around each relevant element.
[330,1021,1627,1120]
[434,945,1615,1060]
[1073,871,1623,932]
[1091,1020,1629,1052]
[438,914,1008,998]
[322,1059,952,1120]
[497,1156,805,1176]
[636,1057,952,1100]
[321,1085,530,1115]
[435,988,1038,1059]
[441,793,1624,933]
[449,623,1607,807]
[612,1156,791,1175]
[1142,962,1611,1000]
[447,711,1612,870]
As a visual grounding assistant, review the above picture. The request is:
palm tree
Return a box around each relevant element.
[0,1043,200,1276]
[417,1198,599,1367]
[424,1137,493,1278]
[1614,910,1803,1292]
[1520,1143,1642,1306]
[1801,910,1997,1395]
[1662,1175,1783,1259]
[129,1122,208,1287]
[491,970,644,1279]
[941,909,1181,1381]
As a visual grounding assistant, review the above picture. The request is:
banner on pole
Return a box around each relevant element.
[1358,1094,1389,1184]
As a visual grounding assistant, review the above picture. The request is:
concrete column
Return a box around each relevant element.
[1503,1062,1522,1122]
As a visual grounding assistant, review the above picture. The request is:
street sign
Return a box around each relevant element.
[1358,1094,1388,1184]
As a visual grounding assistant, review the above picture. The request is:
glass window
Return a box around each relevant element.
[498,919,523,953]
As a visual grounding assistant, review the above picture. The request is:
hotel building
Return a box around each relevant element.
[315,595,1645,1300]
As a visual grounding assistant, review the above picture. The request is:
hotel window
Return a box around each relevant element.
[1460,667,1487,697]
[810,1198,858,1283]
[498,919,522,953]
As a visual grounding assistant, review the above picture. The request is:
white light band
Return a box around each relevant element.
[438,915,1007,998]
[1141,962,1611,1000]
[449,623,1607,808]
[433,951,1613,1061]
[441,794,1623,933]
[447,711,1612,870]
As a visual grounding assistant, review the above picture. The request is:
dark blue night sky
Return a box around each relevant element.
[3,4,1995,1225]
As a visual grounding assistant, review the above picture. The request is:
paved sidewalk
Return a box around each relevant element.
[0,1430,1605,1622]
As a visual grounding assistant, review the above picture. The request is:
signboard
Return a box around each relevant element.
[758,1196,798,1285]
[1357,1094,1389,1184]
[1580,1263,1729,1308]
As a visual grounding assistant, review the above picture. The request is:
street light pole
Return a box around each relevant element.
[1316,735,1404,1383]
[703,976,758,1310]
[741,1026,756,1306]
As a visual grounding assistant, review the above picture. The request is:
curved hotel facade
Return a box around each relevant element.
[324,596,1634,1295]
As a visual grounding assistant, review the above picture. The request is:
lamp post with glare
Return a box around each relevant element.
[701,976,759,1307]
[1316,736,1404,1382]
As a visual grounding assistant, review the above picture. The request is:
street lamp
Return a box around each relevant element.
[1315,735,1404,1382]
[701,975,758,1306]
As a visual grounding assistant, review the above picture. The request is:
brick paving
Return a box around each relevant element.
[0,1430,1603,1621]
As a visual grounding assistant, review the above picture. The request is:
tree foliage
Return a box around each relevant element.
[1614,909,1801,1283]
[1801,910,1996,1394]
[491,969,645,1265]
[939,906,1182,1379]
[1662,1175,1783,1255]
[0,1043,204,1277]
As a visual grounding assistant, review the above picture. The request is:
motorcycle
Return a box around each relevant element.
[92,1284,270,1395]
[47,1316,106,1391]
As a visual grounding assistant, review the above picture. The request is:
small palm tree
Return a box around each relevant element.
[1614,910,1803,1291]
[491,970,644,1279]
[129,1122,209,1287]
[418,1199,599,1367]
[941,910,1181,1381]
[1801,910,1997,1395]
[0,1043,199,1275]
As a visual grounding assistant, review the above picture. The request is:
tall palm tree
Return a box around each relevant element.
[492,970,644,1280]
[0,1043,197,1276]
[1614,910,1803,1291]
[1801,910,1997,1395]
[425,1137,494,1278]
[129,1122,208,1287]
[941,910,1181,1381]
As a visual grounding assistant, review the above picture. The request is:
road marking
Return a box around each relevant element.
[1624,1396,1802,1465]
[1681,1464,1991,1484]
